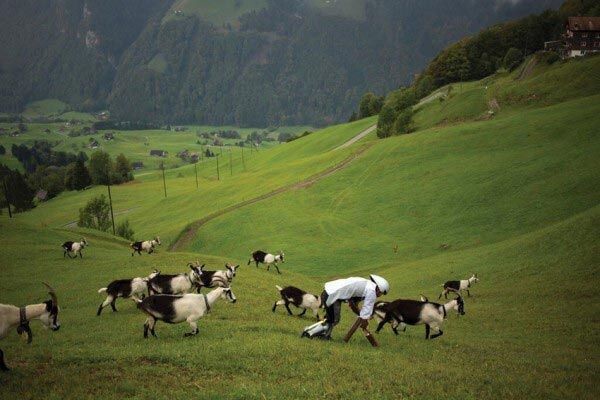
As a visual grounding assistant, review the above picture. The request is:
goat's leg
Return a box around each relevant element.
[110,298,117,312]
[148,317,157,338]
[425,324,431,339]
[429,327,443,339]
[466,289,471,297]
[298,308,307,317]
[275,264,281,274]
[184,317,199,337]
[97,296,115,316]
[376,314,393,333]
[272,299,285,313]
[143,318,150,338]
[438,289,445,300]
[284,302,293,315]
[0,349,9,371]
[266,264,270,271]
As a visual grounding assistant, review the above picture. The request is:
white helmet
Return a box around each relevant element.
[370,274,389,295]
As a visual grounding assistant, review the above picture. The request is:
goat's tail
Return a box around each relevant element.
[275,285,283,292]
[98,287,107,294]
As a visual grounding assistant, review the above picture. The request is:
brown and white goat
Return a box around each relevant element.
[439,274,479,299]
[272,285,321,320]
[0,283,60,371]
[97,269,160,315]
[130,236,161,256]
[62,238,87,258]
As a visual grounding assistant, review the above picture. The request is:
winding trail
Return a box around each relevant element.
[169,139,374,251]
[334,124,376,150]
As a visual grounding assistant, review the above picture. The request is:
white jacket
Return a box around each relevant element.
[324,277,377,319]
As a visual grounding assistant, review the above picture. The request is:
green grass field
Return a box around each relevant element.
[0,57,599,399]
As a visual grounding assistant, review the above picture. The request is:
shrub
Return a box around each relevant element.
[78,195,111,231]
[116,219,135,240]
[503,47,524,71]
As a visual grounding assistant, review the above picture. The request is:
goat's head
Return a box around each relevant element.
[278,252,285,263]
[220,287,237,303]
[188,263,203,282]
[470,273,479,284]
[81,238,88,247]
[146,269,161,281]
[226,263,239,277]
[154,236,161,245]
[41,282,60,331]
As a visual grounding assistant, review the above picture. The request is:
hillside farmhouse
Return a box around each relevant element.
[564,16,600,57]
[150,149,168,157]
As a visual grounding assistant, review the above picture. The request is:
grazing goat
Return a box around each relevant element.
[62,238,87,258]
[0,283,60,371]
[373,295,465,339]
[248,250,285,274]
[130,236,161,256]
[96,270,160,316]
[148,263,203,295]
[439,274,479,299]
[272,285,321,320]
[137,286,237,338]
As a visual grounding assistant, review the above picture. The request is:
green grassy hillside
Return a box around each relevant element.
[0,57,598,398]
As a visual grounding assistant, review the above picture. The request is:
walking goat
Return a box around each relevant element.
[248,250,285,274]
[97,270,160,315]
[439,274,479,299]
[130,236,161,256]
[272,285,321,320]
[147,263,203,295]
[62,238,87,258]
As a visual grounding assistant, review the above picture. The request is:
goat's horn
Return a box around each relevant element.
[42,282,58,306]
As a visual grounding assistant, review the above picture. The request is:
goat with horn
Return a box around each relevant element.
[0,283,60,371]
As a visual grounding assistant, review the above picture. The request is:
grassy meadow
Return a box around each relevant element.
[0,57,599,399]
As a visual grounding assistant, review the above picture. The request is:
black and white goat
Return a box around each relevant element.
[137,286,237,338]
[0,283,60,371]
[147,263,203,295]
[248,250,285,274]
[195,263,239,292]
[373,294,465,339]
[130,236,161,256]
[96,269,161,316]
[439,273,479,299]
[272,285,321,320]
[62,238,88,258]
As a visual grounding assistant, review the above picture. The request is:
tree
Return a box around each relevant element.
[0,164,34,212]
[503,47,523,71]
[65,160,91,190]
[88,151,112,185]
[0,144,5,155]
[348,111,358,122]
[114,153,132,183]
[359,93,377,118]
[78,195,111,231]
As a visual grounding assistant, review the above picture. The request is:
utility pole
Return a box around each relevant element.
[106,172,115,235]
[161,162,167,198]
[194,162,199,189]
[2,178,12,218]
[241,147,246,171]
[216,156,220,181]
[229,149,233,176]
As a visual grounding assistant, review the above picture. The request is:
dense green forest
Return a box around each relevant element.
[0,0,562,126]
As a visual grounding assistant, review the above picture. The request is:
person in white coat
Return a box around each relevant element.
[309,275,389,340]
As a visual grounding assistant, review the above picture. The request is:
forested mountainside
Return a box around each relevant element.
[0,0,562,126]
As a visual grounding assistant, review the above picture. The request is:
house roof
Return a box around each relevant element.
[567,16,600,31]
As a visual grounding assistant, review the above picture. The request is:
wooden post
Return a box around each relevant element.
[2,178,12,218]
[194,162,198,189]
[229,149,233,176]
[216,156,220,181]
[161,162,167,198]
[241,147,245,171]
[107,183,115,235]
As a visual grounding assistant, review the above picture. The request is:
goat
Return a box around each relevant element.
[136,286,237,338]
[372,294,429,334]
[373,295,465,339]
[0,283,60,371]
[439,273,479,299]
[62,238,87,258]
[147,263,203,295]
[195,263,239,292]
[96,269,160,316]
[272,285,321,320]
[130,236,161,256]
[248,250,285,274]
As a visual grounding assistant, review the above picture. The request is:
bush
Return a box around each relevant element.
[116,219,135,240]
[78,195,111,231]
[543,51,560,65]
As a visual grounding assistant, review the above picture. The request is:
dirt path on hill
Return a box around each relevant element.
[334,124,376,150]
[169,143,374,251]
[517,55,538,80]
